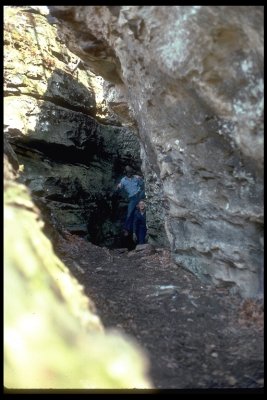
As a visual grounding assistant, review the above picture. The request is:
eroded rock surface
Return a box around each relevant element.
[4,5,264,296]
[4,6,159,248]
[48,5,264,298]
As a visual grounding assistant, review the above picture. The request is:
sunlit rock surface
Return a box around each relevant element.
[48,5,263,298]
[4,6,166,248]
[4,5,263,298]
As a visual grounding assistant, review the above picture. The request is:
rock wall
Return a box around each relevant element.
[48,5,264,298]
[4,9,153,389]
[4,6,161,248]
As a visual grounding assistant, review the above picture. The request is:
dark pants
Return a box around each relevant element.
[124,190,145,233]
[136,225,147,244]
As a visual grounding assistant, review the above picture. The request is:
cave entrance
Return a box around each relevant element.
[11,129,143,250]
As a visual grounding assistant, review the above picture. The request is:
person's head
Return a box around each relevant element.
[125,165,133,177]
[137,200,146,211]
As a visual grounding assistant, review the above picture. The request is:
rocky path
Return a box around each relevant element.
[56,233,264,391]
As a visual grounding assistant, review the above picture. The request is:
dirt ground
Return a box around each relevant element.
[56,232,264,391]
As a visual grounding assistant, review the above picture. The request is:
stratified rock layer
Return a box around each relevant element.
[48,5,263,298]
[4,6,158,248]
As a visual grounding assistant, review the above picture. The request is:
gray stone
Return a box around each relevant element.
[4,5,263,298]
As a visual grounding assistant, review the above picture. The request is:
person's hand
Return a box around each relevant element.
[133,233,137,242]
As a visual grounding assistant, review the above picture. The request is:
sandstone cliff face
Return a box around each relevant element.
[4,7,152,388]
[48,5,263,298]
[4,6,156,248]
[4,6,264,297]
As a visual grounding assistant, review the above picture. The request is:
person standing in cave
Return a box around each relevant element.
[116,165,145,236]
[133,200,148,245]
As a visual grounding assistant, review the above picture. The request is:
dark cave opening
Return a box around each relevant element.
[12,138,143,250]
